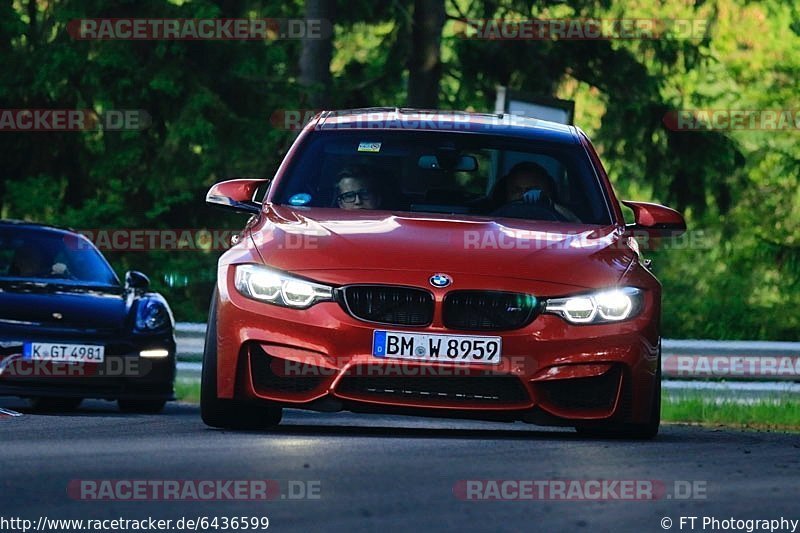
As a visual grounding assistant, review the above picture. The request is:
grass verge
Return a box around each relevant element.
[662,393,800,431]
[175,379,200,404]
[173,380,800,430]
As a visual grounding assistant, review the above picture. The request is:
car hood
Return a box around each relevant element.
[0,281,127,330]
[249,207,635,289]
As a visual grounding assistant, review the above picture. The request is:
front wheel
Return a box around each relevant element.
[576,355,661,440]
[201,290,283,430]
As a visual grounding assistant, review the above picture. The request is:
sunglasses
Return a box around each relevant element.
[337,189,376,204]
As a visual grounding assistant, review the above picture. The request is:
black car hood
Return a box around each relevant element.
[0,281,128,331]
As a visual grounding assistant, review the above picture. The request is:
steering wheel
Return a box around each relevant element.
[490,200,566,222]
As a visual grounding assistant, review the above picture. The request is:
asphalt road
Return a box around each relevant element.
[1,398,798,533]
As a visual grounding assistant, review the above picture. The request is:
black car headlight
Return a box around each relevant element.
[135,299,172,331]
[544,287,643,324]
[234,264,334,309]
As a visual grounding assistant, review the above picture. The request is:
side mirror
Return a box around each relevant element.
[125,270,150,290]
[206,178,270,214]
[622,200,686,238]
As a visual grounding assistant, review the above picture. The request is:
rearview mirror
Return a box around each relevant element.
[206,178,270,214]
[622,200,686,238]
[418,155,478,172]
[125,270,150,291]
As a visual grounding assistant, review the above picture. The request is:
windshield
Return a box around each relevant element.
[272,131,611,225]
[0,226,119,285]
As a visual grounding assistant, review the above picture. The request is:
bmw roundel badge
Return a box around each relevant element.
[429,273,452,288]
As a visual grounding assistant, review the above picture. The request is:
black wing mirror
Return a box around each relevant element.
[125,270,150,290]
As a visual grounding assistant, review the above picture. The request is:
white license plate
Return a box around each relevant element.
[22,342,105,363]
[372,330,502,365]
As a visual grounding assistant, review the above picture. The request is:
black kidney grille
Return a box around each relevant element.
[342,286,434,326]
[443,291,538,331]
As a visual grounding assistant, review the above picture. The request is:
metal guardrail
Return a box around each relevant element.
[175,323,800,380]
[661,340,800,381]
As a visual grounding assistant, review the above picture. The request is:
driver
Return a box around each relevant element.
[335,166,383,210]
[493,162,580,222]
[10,245,48,277]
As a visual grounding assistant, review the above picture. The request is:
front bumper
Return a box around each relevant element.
[217,271,661,425]
[0,325,176,401]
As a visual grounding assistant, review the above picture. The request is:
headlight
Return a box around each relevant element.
[135,299,171,331]
[234,264,333,309]
[544,287,643,324]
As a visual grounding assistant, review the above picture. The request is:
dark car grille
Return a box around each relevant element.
[336,376,530,404]
[443,291,538,331]
[341,286,434,326]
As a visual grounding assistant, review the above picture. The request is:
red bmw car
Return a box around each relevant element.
[201,108,685,438]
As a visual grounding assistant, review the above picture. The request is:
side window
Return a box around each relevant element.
[0,248,13,276]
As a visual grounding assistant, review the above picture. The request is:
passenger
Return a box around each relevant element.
[493,162,581,222]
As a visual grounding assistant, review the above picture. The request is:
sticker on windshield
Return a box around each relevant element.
[357,141,381,153]
[288,193,312,206]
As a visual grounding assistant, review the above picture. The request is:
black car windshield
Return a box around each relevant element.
[272,131,611,225]
[0,226,119,285]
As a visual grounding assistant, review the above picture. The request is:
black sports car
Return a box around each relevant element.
[0,221,176,412]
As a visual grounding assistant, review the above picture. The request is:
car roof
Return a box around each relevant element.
[0,219,78,236]
[312,107,580,144]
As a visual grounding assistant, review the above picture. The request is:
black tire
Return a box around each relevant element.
[576,353,661,440]
[29,397,83,412]
[118,398,167,414]
[201,289,282,430]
